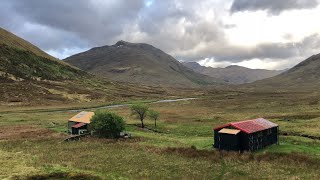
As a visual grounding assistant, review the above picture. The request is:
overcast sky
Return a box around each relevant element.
[1,0,320,70]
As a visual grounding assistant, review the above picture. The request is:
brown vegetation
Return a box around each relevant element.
[161,146,320,168]
[13,172,101,180]
[0,126,61,140]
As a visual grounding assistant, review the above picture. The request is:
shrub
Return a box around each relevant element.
[91,110,125,138]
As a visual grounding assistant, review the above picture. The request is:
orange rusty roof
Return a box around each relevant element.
[69,111,94,124]
[218,128,240,135]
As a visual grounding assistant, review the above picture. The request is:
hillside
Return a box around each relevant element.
[0,44,86,82]
[183,62,284,84]
[0,27,57,60]
[251,53,320,89]
[0,27,85,83]
[64,41,224,87]
[0,28,170,106]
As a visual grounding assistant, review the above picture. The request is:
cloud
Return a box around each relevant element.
[1,0,145,58]
[176,33,320,62]
[0,0,319,69]
[192,34,320,70]
[9,0,145,45]
[231,0,319,15]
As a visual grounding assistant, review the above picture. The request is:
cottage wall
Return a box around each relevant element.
[243,127,278,151]
[214,126,278,152]
[68,121,77,134]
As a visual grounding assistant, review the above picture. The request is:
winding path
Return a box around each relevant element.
[0,98,198,114]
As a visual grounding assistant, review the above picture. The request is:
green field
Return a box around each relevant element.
[1,90,320,179]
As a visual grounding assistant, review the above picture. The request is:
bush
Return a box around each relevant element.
[91,110,125,138]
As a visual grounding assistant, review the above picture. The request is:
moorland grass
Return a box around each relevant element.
[1,91,320,179]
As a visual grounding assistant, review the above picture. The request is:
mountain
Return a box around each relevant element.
[183,62,284,84]
[251,53,320,89]
[64,41,224,87]
[0,28,165,106]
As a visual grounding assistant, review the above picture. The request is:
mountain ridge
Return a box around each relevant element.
[64,40,224,87]
[182,61,285,84]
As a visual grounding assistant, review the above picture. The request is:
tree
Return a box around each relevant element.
[130,103,149,128]
[148,109,160,128]
[91,110,125,138]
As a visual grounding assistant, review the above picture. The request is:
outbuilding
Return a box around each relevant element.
[68,111,94,135]
[213,118,278,152]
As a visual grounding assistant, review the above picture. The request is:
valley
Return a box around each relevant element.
[1,90,320,179]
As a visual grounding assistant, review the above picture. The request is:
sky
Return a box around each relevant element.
[1,0,320,70]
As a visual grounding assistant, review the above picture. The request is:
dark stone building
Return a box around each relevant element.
[213,118,278,151]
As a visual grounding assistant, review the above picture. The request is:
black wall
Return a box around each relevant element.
[214,126,278,152]
[71,124,88,135]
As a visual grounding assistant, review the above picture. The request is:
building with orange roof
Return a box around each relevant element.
[68,111,94,135]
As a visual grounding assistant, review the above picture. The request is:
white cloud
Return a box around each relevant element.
[198,58,231,68]
[224,5,320,46]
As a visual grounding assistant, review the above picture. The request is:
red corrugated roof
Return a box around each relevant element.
[213,118,278,134]
[72,122,86,128]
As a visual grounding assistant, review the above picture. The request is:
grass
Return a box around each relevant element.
[1,90,320,179]
[0,44,85,81]
[0,150,40,178]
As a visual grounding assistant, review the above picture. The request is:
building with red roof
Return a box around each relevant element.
[213,118,279,151]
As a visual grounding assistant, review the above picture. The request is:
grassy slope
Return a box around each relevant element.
[0,44,85,81]
[0,27,57,61]
[1,90,320,179]
[0,44,100,104]
[250,53,320,89]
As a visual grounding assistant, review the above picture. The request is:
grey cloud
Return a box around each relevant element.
[17,25,89,50]
[9,0,145,46]
[231,0,319,15]
[0,0,319,68]
[134,1,228,55]
[138,1,188,34]
[0,0,145,57]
